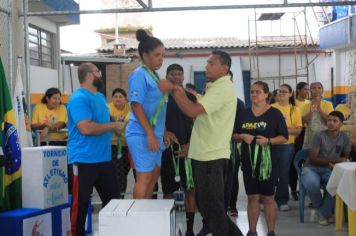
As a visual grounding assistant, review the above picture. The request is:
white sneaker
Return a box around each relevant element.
[279,204,289,211]
[318,214,329,226]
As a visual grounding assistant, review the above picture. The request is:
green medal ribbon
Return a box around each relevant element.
[170,144,194,190]
[184,157,194,190]
[170,144,181,182]
[142,64,168,127]
[249,142,272,181]
[115,118,122,159]
[260,145,272,181]
[116,134,122,159]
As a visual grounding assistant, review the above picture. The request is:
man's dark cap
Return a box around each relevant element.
[166,64,183,74]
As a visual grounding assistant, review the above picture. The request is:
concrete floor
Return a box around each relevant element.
[89,170,348,236]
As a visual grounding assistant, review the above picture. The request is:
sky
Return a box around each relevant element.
[60,0,320,53]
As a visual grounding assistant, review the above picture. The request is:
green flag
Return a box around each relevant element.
[0,57,22,212]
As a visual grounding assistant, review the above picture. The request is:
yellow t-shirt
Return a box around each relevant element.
[31,103,67,140]
[196,93,203,101]
[335,103,350,120]
[188,75,237,161]
[108,102,130,146]
[301,100,334,148]
[295,99,310,111]
[301,100,334,117]
[272,103,302,144]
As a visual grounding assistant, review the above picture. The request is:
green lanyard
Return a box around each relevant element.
[171,144,181,182]
[170,144,194,190]
[142,64,168,127]
[248,143,272,181]
[116,135,122,159]
[115,118,122,159]
[184,157,194,190]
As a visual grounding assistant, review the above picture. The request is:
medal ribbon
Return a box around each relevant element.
[142,64,168,127]
[170,144,194,190]
[249,141,272,181]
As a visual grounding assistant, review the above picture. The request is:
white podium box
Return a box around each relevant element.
[99,199,175,236]
[22,146,68,209]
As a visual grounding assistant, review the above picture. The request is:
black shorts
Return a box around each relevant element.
[241,153,278,196]
[161,148,191,194]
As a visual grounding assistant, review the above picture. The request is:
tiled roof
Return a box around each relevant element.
[97,36,319,52]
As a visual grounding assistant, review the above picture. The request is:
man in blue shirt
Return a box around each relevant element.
[67,63,123,236]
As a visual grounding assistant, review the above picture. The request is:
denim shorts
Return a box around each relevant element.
[126,135,162,172]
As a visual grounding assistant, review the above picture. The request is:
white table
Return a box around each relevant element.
[326,162,356,235]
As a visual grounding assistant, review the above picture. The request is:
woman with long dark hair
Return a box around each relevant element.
[272,84,302,210]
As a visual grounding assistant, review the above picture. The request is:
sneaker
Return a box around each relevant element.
[246,231,258,236]
[227,208,238,217]
[279,204,289,211]
[185,230,195,236]
[318,214,329,226]
[291,191,299,201]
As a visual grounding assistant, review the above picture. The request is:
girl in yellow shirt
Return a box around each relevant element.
[272,84,302,210]
[295,82,310,111]
[302,82,334,148]
[109,88,130,198]
[31,87,67,142]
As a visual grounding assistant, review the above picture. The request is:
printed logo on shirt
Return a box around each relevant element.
[242,121,267,131]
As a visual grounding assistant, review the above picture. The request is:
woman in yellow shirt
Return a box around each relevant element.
[272,84,302,211]
[109,88,130,198]
[302,82,334,148]
[295,82,310,111]
[31,87,67,143]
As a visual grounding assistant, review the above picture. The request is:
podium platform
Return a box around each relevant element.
[99,199,175,236]
[22,146,68,209]
[0,203,70,236]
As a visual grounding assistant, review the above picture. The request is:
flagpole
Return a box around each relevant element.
[23,0,31,125]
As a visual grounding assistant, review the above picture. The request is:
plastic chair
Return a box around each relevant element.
[293,149,309,223]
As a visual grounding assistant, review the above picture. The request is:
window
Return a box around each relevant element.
[28,25,55,69]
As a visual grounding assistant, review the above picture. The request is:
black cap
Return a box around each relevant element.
[166,64,183,74]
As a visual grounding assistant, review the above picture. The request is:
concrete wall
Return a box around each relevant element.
[106,63,139,102]
[28,16,59,94]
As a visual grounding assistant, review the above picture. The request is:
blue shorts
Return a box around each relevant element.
[126,135,163,172]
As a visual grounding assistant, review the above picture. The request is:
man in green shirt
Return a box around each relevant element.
[171,50,242,236]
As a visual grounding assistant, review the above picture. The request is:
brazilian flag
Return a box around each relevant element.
[0,57,22,212]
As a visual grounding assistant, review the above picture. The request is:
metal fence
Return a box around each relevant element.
[0,0,12,91]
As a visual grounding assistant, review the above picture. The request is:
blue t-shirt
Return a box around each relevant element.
[67,88,111,164]
[125,66,167,148]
